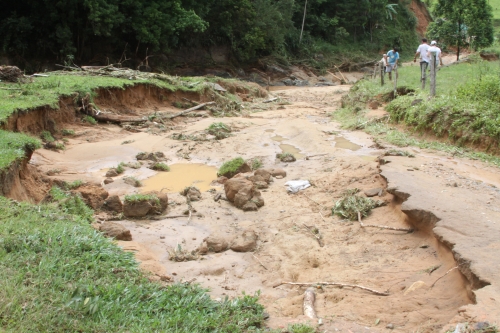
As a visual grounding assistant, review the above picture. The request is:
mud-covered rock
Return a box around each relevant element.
[204,236,229,253]
[180,186,202,201]
[99,222,132,241]
[242,201,258,211]
[364,188,383,197]
[72,184,109,210]
[231,230,258,252]
[198,241,209,255]
[105,168,119,177]
[216,176,228,184]
[143,191,168,213]
[104,195,123,213]
[123,200,152,217]
[136,151,165,161]
[224,177,265,210]
[277,153,296,162]
[104,178,114,184]
[254,181,268,189]
[254,169,272,183]
[269,168,287,178]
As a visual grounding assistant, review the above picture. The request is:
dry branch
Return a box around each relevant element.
[357,212,413,233]
[93,113,145,124]
[182,97,199,105]
[300,223,324,247]
[275,281,389,296]
[431,266,458,288]
[164,102,215,119]
[334,65,347,82]
[303,288,317,319]
[327,71,342,81]
[252,254,268,270]
[263,97,278,103]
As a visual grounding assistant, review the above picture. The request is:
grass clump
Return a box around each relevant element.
[332,188,385,221]
[385,149,415,157]
[124,176,142,187]
[286,323,317,333]
[151,162,170,171]
[0,130,41,170]
[207,122,232,140]
[277,152,296,162]
[82,115,97,125]
[49,186,94,222]
[124,193,159,205]
[61,129,75,136]
[218,157,246,177]
[121,140,135,145]
[168,244,199,262]
[40,130,55,142]
[0,196,266,332]
[64,180,85,189]
[115,162,126,174]
[250,158,262,170]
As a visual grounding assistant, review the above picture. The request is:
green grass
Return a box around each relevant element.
[61,129,75,136]
[124,193,159,205]
[218,157,246,177]
[115,162,126,174]
[207,122,232,140]
[250,158,262,170]
[151,162,170,171]
[0,130,41,171]
[0,196,266,332]
[82,115,97,125]
[64,180,85,189]
[40,130,55,142]
[332,188,385,221]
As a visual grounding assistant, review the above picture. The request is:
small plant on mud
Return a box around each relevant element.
[125,161,141,169]
[218,157,246,177]
[54,142,65,150]
[115,162,126,174]
[124,193,159,206]
[40,131,55,142]
[49,186,93,222]
[65,180,84,189]
[82,115,97,125]
[250,158,262,170]
[207,122,232,140]
[124,176,142,187]
[121,140,135,145]
[332,188,385,221]
[385,149,415,157]
[151,162,170,171]
[168,244,199,262]
[286,323,316,333]
[277,152,296,162]
[61,129,75,136]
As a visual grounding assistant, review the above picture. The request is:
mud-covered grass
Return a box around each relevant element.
[0,130,41,170]
[0,196,269,332]
[337,58,500,164]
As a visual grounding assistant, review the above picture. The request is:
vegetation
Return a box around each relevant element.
[64,180,85,189]
[250,158,263,170]
[49,186,94,222]
[82,115,97,125]
[277,152,296,162]
[0,130,41,170]
[207,122,232,140]
[428,0,494,59]
[115,162,126,174]
[151,162,170,172]
[40,130,55,142]
[124,176,142,187]
[332,189,385,221]
[0,196,267,332]
[61,129,75,136]
[218,157,246,177]
[124,193,159,205]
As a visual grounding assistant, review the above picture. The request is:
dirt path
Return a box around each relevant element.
[32,84,500,332]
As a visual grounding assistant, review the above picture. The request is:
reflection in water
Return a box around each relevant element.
[334,136,361,151]
[141,163,217,193]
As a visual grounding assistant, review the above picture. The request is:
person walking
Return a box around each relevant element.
[386,47,399,80]
[414,38,430,84]
[427,41,443,67]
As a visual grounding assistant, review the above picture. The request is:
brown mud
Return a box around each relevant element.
[4,78,500,332]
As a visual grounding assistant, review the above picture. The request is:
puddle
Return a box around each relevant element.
[272,135,287,142]
[263,143,269,147]
[280,144,306,159]
[141,163,217,193]
[265,129,275,133]
[334,136,361,151]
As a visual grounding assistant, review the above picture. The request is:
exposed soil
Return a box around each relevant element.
[6,77,500,331]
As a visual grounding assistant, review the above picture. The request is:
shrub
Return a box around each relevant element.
[207,122,232,140]
[40,131,55,142]
[116,162,126,174]
[82,115,97,125]
[332,188,384,220]
[218,157,245,177]
[151,162,170,171]
[61,129,75,136]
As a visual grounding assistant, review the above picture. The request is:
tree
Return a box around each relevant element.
[429,0,493,60]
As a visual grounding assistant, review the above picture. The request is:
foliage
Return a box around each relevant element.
[168,244,199,262]
[0,130,41,170]
[40,131,55,142]
[218,157,246,177]
[124,193,159,206]
[250,158,263,170]
[332,188,384,221]
[428,0,494,58]
[207,122,232,140]
[286,323,316,333]
[82,115,97,125]
[124,176,142,187]
[64,180,85,189]
[0,196,266,332]
[115,162,126,174]
[151,162,170,171]
[61,129,75,136]
[49,186,94,222]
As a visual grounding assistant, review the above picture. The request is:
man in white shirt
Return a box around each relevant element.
[414,38,430,84]
[427,41,444,67]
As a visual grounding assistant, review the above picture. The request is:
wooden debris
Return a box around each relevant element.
[357,212,413,233]
[263,97,278,103]
[252,254,268,270]
[93,113,145,124]
[431,266,459,288]
[163,102,215,119]
[299,223,324,247]
[303,288,317,319]
[275,281,389,296]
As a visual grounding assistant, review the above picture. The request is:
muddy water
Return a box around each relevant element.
[141,163,217,193]
[271,135,286,142]
[334,136,362,151]
[279,144,306,159]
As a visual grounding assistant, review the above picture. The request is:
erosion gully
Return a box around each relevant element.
[30,84,500,332]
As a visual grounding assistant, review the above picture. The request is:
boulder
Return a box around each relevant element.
[99,222,132,241]
[104,195,123,213]
[72,184,109,210]
[104,178,114,184]
[231,230,258,252]
[123,200,152,218]
[204,236,229,253]
[224,177,265,210]
[105,168,119,177]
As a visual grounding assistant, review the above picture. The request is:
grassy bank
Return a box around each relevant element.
[335,57,500,165]
[0,195,268,332]
[0,130,41,170]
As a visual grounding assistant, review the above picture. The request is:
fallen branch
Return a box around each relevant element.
[93,113,146,124]
[300,223,324,247]
[275,281,389,296]
[263,97,278,103]
[357,212,413,233]
[252,254,268,270]
[164,102,215,119]
[334,65,348,83]
[327,71,342,81]
[303,288,317,319]
[163,215,190,219]
[302,193,327,223]
[182,97,199,105]
[431,266,458,288]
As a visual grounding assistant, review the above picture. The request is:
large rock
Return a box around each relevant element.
[204,235,229,253]
[123,200,152,218]
[254,169,272,183]
[104,195,123,213]
[105,168,119,177]
[180,187,202,201]
[99,222,132,241]
[72,184,109,210]
[224,177,265,210]
[231,230,258,252]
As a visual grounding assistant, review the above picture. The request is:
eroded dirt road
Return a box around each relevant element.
[31,84,500,332]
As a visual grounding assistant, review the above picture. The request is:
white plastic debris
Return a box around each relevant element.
[285,180,311,193]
